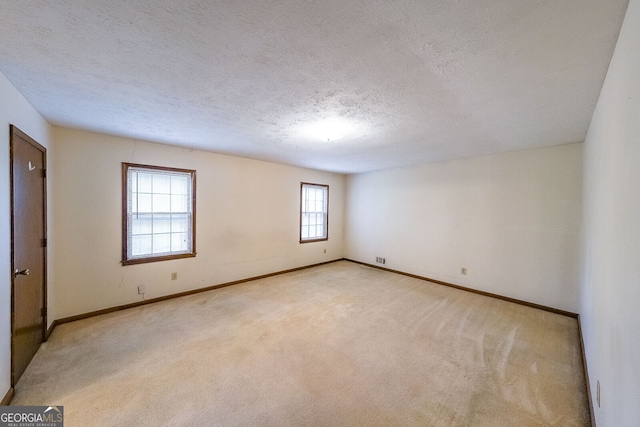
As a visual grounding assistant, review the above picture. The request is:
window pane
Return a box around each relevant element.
[153,214,171,233]
[132,234,152,257]
[171,232,188,251]
[171,175,189,195]
[130,194,137,213]
[171,215,189,232]
[171,195,188,213]
[138,194,152,213]
[153,194,171,212]
[130,173,138,193]
[137,172,153,193]
[153,234,171,254]
[153,173,171,194]
[131,214,152,235]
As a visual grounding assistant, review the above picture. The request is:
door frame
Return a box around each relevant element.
[9,124,48,387]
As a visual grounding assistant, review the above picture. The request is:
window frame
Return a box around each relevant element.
[122,162,197,266]
[299,182,329,243]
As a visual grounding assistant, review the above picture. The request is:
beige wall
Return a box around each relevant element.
[345,143,583,312]
[51,127,344,319]
[580,0,640,425]
[0,72,53,396]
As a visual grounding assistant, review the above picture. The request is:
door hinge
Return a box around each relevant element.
[41,238,47,248]
[41,169,46,178]
[41,307,47,318]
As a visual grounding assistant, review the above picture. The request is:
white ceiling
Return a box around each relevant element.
[0,0,629,174]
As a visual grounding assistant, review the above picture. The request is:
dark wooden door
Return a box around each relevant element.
[10,125,47,386]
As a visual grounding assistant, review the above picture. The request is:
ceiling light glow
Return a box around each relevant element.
[299,117,362,142]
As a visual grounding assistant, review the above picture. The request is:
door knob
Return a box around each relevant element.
[14,268,30,277]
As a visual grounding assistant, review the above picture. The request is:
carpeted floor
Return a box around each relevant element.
[12,261,590,426]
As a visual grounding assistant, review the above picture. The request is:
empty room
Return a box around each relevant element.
[1,1,639,426]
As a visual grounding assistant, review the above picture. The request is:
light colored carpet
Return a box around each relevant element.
[12,261,590,426]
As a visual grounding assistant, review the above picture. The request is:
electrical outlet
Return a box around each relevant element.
[138,285,146,294]
[171,272,178,280]
[323,248,327,254]
[461,267,467,275]
[376,257,386,265]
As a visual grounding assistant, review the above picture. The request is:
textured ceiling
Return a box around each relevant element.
[0,0,629,173]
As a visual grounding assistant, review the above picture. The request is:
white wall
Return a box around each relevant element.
[51,127,344,319]
[580,0,640,425]
[0,72,52,396]
[345,144,583,312]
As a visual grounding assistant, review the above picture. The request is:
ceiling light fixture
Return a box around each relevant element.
[300,117,362,142]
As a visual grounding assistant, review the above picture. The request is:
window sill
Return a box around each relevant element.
[300,238,328,244]
[122,252,196,266]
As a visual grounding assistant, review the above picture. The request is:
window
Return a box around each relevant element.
[122,163,196,265]
[300,182,329,243]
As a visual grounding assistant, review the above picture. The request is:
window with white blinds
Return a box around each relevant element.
[300,182,329,243]
[122,163,196,265]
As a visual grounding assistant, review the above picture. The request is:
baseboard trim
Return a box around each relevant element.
[1,387,14,406]
[55,259,345,325]
[577,314,596,427]
[347,259,578,318]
